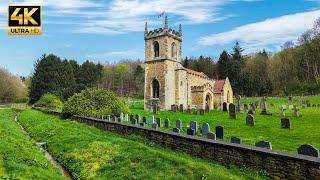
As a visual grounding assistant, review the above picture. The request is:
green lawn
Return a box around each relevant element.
[129,96,320,154]
[0,109,63,179]
[18,109,268,179]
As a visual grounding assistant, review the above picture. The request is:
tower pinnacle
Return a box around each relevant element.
[164,15,168,29]
[179,24,182,35]
[145,22,148,35]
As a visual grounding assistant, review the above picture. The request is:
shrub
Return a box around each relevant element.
[63,89,128,118]
[34,93,63,111]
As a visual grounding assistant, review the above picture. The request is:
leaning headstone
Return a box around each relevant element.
[201,123,210,136]
[190,121,198,132]
[246,114,255,126]
[164,118,170,128]
[255,141,272,150]
[152,123,158,129]
[292,105,299,117]
[142,116,147,124]
[281,118,291,129]
[207,132,216,140]
[187,128,195,136]
[187,107,191,114]
[179,104,184,112]
[176,120,182,130]
[298,144,319,157]
[199,109,205,115]
[215,126,224,139]
[222,102,228,111]
[229,103,236,119]
[231,137,241,144]
[149,116,155,124]
[156,117,161,127]
[173,127,180,133]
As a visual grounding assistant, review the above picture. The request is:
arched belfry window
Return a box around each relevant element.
[152,79,160,98]
[153,41,159,57]
[171,42,177,58]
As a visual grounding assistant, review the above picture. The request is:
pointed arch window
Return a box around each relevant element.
[152,79,160,98]
[153,41,159,57]
[171,42,177,58]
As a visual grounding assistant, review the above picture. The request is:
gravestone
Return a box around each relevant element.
[281,105,286,117]
[229,103,236,119]
[288,96,293,105]
[260,97,272,115]
[179,104,184,112]
[149,116,155,124]
[187,107,191,114]
[125,114,128,121]
[117,117,121,122]
[152,123,158,129]
[255,141,272,150]
[199,109,205,115]
[306,100,311,107]
[223,102,228,111]
[246,114,255,126]
[187,128,195,136]
[131,118,137,125]
[281,118,291,129]
[313,104,317,107]
[251,103,256,112]
[156,117,161,127]
[292,105,299,117]
[135,114,140,123]
[201,123,210,136]
[244,104,248,114]
[142,116,147,124]
[130,114,134,123]
[176,120,182,130]
[107,115,111,121]
[190,121,198,132]
[298,144,319,157]
[172,105,177,112]
[231,137,241,144]
[164,118,170,128]
[215,126,224,139]
[120,113,124,121]
[171,104,175,111]
[140,122,145,127]
[236,95,241,112]
[173,127,180,133]
[207,132,216,140]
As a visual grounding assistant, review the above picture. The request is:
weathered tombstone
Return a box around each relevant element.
[229,103,236,119]
[172,105,177,112]
[176,120,182,130]
[171,104,175,111]
[120,113,124,121]
[201,123,210,136]
[298,144,319,157]
[255,141,272,150]
[156,117,161,127]
[246,114,255,126]
[231,137,241,144]
[117,117,121,122]
[199,109,205,115]
[281,118,291,129]
[164,118,170,128]
[131,118,137,125]
[251,103,256,112]
[142,116,147,124]
[306,100,311,107]
[152,123,158,129]
[236,95,241,112]
[260,97,272,115]
[130,114,134,123]
[207,132,216,140]
[205,104,209,113]
[244,104,248,114]
[187,128,195,136]
[281,105,286,117]
[149,116,155,124]
[135,114,140,123]
[187,107,191,114]
[173,127,180,133]
[215,126,224,139]
[107,115,111,121]
[190,121,198,132]
[222,102,228,111]
[179,104,184,112]
[125,114,129,121]
[292,105,299,117]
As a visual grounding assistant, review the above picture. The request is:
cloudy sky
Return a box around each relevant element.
[0,0,320,76]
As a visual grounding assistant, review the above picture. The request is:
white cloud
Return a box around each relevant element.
[198,9,320,52]
[87,49,142,59]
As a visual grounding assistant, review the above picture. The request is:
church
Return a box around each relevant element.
[144,16,233,111]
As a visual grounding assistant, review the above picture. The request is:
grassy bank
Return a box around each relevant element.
[0,109,63,179]
[18,109,268,179]
[129,96,320,153]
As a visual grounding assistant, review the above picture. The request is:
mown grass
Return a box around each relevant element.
[18,109,269,179]
[129,96,320,154]
[0,109,63,179]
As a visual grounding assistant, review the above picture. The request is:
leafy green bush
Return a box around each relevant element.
[63,88,128,118]
[34,93,63,111]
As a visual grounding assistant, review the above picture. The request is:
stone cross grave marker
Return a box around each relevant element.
[207,132,216,140]
[156,117,161,127]
[229,103,236,119]
[149,116,155,124]
[164,118,170,128]
[190,121,198,132]
[223,102,228,111]
[201,123,210,136]
[231,137,241,144]
[215,126,224,139]
[255,141,272,150]
[298,144,319,157]
[246,114,255,126]
[176,120,182,130]
[281,118,291,129]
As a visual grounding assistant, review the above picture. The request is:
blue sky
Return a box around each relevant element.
[0,0,320,76]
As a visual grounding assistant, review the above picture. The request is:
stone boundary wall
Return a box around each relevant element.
[71,115,320,179]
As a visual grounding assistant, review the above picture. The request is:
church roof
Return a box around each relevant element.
[213,80,225,93]
[185,68,207,78]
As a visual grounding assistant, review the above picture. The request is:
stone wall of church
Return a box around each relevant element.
[222,79,233,105]
[175,69,188,107]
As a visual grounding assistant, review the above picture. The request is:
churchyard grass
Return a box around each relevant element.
[0,109,63,179]
[18,109,268,179]
[129,96,320,154]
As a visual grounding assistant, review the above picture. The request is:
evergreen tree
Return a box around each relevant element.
[217,50,230,79]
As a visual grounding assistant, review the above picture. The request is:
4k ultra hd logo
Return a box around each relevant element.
[8,6,41,35]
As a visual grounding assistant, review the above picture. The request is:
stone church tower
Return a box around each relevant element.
[144,16,183,110]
